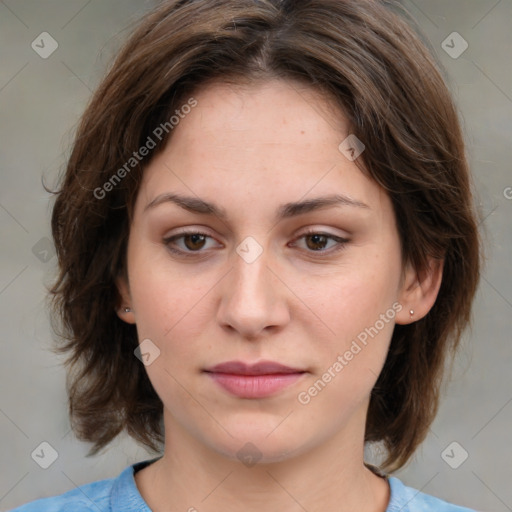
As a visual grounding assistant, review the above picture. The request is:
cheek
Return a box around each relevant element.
[298,291,397,413]
[129,254,215,364]
[129,266,211,413]
[300,256,400,336]
[294,247,401,384]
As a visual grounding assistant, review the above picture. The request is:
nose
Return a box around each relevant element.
[216,244,290,340]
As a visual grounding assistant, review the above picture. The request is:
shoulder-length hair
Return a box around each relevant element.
[49,0,481,473]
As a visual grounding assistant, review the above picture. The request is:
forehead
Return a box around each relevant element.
[193,78,344,125]
[134,78,389,219]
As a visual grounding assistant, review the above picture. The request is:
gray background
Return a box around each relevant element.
[0,1,511,510]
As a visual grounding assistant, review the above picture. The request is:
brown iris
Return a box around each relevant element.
[183,234,207,251]
[304,234,329,251]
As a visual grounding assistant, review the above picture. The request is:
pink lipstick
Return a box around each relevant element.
[203,360,306,399]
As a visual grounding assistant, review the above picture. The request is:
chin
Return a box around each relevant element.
[204,422,311,466]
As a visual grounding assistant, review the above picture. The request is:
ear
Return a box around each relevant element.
[395,257,444,325]
[115,275,136,325]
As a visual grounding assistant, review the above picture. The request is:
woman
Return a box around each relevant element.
[12,0,481,510]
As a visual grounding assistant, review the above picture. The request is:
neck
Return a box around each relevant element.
[135,408,390,512]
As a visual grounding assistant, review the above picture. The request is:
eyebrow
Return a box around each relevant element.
[144,192,369,220]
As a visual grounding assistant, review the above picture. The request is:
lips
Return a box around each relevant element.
[204,360,305,376]
[203,360,307,399]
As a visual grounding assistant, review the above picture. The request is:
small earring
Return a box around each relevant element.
[409,309,414,318]
[123,307,132,313]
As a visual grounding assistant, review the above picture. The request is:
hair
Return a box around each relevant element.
[48,0,481,473]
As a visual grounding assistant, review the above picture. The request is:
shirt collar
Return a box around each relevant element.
[110,456,407,512]
[110,456,163,511]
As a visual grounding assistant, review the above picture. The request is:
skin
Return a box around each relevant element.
[117,79,443,512]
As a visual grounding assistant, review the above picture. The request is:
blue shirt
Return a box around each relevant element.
[10,457,477,511]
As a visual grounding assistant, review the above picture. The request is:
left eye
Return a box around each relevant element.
[292,232,349,252]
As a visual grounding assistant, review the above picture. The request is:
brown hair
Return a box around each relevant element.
[49,0,481,473]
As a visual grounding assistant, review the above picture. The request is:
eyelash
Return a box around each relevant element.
[162,228,350,257]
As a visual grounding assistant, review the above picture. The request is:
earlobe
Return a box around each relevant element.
[395,257,444,325]
[115,276,136,324]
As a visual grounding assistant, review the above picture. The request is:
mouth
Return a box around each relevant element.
[204,360,305,375]
[203,360,307,399]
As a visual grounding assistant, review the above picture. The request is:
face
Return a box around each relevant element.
[117,79,424,463]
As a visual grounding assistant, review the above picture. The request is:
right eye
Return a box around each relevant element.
[163,230,222,255]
